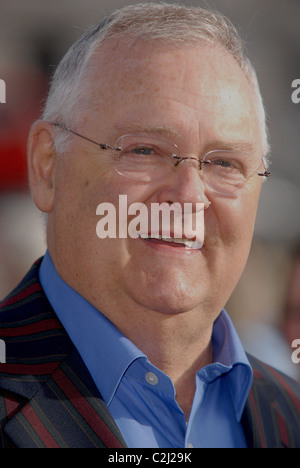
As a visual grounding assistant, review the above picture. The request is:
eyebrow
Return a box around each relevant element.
[203,140,256,155]
[114,123,181,139]
[113,124,256,154]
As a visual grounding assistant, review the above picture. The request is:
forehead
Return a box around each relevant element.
[82,39,261,150]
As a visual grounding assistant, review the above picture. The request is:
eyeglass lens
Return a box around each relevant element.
[113,134,264,195]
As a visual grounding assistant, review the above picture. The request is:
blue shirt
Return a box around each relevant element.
[39,251,253,448]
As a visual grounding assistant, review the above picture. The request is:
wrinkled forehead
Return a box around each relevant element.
[83,37,252,101]
[76,38,262,152]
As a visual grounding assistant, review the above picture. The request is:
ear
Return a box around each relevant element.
[27,120,56,213]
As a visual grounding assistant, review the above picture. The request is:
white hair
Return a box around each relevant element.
[42,2,270,163]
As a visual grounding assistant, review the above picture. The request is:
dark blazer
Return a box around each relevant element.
[0,259,299,448]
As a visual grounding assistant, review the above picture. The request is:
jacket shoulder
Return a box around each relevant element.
[0,258,46,318]
[244,354,300,448]
[0,258,71,395]
[0,260,126,448]
[248,354,300,400]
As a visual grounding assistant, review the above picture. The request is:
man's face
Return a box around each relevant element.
[46,40,264,324]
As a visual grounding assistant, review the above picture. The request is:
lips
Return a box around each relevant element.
[139,233,203,250]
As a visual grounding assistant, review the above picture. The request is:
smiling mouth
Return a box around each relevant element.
[139,234,203,250]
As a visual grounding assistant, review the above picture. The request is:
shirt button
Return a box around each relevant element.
[145,372,159,386]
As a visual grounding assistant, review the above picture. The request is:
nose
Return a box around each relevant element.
[156,157,211,210]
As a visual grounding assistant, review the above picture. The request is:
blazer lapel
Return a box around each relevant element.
[242,355,300,448]
[0,259,127,448]
[4,348,127,448]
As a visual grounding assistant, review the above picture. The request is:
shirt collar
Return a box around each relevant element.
[39,250,252,418]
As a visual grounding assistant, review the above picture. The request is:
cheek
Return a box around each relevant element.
[58,170,155,249]
[218,184,261,239]
[208,189,261,271]
[54,158,112,222]
[205,195,261,302]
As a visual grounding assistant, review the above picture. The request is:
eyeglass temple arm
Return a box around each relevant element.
[51,122,116,150]
[257,170,271,177]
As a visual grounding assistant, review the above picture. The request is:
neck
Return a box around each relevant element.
[110,308,214,419]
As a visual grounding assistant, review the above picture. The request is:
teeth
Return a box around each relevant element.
[140,235,202,249]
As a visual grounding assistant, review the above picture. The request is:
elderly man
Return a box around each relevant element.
[0,3,299,448]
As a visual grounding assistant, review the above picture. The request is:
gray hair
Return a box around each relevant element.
[42,2,270,162]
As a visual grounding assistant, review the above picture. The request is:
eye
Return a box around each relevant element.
[132,146,154,156]
[124,143,167,159]
[114,134,179,165]
[211,159,233,168]
[206,153,244,173]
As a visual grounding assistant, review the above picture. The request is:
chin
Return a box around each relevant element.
[134,284,206,315]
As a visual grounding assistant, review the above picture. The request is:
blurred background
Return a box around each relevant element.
[0,0,299,380]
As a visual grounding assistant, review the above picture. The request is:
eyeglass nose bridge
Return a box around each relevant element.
[172,154,207,170]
